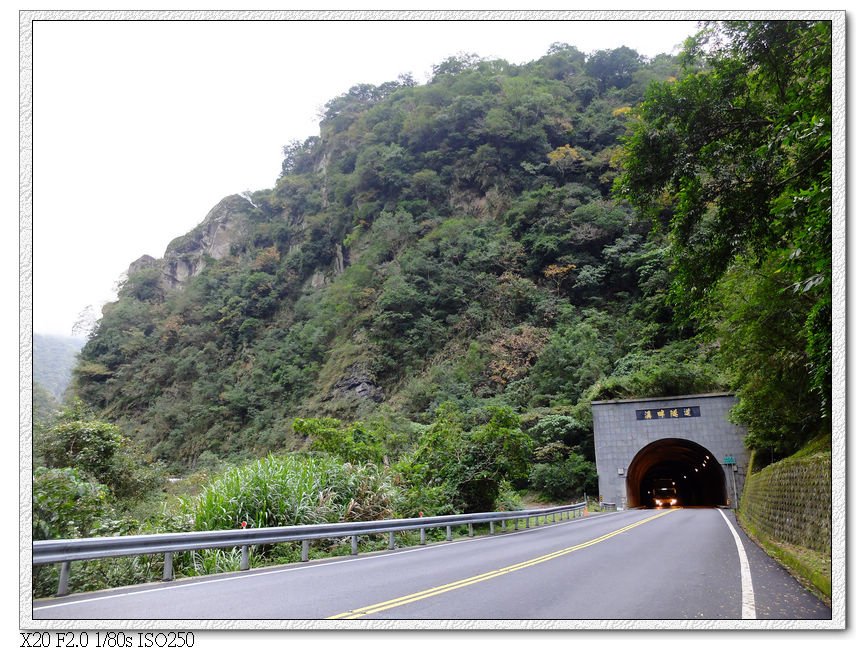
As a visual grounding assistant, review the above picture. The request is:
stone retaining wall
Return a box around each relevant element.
[738,452,831,553]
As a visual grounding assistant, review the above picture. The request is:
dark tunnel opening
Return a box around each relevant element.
[627,438,727,508]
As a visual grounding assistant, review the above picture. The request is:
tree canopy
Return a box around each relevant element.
[615,20,832,456]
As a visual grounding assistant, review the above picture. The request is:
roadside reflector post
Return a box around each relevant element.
[57,561,71,597]
[162,552,173,581]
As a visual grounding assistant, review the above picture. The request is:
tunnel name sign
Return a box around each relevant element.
[636,406,701,421]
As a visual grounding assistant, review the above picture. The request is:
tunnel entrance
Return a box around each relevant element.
[626,438,726,508]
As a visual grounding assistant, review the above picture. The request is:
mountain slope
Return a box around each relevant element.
[74,45,722,469]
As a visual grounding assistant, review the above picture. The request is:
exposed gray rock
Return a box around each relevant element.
[310,271,327,289]
[127,254,159,276]
[159,194,254,290]
[330,364,384,404]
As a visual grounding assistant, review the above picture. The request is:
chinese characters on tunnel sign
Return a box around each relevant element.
[635,406,701,421]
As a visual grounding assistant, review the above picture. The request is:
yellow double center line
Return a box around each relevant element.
[328,508,677,619]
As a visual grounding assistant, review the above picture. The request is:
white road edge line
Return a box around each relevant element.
[717,508,756,619]
[34,510,626,611]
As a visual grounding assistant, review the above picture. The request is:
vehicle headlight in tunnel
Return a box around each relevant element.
[654,499,661,506]
[671,499,677,505]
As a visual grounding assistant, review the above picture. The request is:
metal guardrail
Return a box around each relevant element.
[34,502,589,597]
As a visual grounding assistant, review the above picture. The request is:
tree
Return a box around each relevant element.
[587,47,644,92]
[706,256,821,457]
[615,21,832,451]
[546,144,585,178]
[529,450,597,500]
[400,404,533,513]
[37,401,163,502]
[33,467,109,540]
[38,402,123,486]
[293,417,386,465]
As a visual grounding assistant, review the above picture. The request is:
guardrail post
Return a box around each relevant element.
[446,525,452,541]
[489,521,495,535]
[420,528,426,545]
[501,519,506,531]
[240,545,250,571]
[388,531,395,550]
[351,535,358,555]
[162,552,173,581]
[301,540,310,562]
[57,561,71,597]
[468,523,474,537]
[525,516,530,528]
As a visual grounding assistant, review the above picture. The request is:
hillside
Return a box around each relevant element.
[70,45,712,470]
[72,24,830,474]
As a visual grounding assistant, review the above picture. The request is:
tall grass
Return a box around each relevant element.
[181,453,397,531]
[34,454,401,597]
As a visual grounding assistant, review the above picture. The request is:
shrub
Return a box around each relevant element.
[33,467,111,540]
[529,452,597,501]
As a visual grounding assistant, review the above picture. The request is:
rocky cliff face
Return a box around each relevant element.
[126,194,255,291]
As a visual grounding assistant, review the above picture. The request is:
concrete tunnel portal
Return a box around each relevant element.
[627,438,726,508]
[592,394,747,510]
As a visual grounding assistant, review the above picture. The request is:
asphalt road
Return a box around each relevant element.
[33,508,831,621]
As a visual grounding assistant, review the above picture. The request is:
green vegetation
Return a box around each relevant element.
[616,21,831,462]
[34,21,832,597]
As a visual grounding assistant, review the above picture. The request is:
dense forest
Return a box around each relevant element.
[33,21,832,593]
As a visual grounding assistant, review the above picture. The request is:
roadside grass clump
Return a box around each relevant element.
[188,548,245,575]
[176,453,399,575]
[182,453,345,530]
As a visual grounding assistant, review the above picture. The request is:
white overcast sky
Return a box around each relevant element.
[28,15,707,338]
